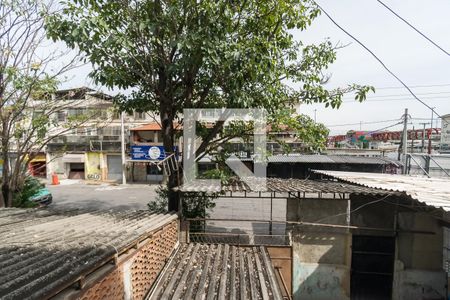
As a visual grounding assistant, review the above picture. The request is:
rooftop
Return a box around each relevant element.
[177,177,392,196]
[0,208,177,299]
[149,243,284,299]
[267,154,402,165]
[314,170,450,211]
[130,122,182,131]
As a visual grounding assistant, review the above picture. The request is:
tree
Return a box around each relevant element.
[46,0,373,211]
[0,0,100,207]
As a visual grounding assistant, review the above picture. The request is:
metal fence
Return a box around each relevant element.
[185,219,291,246]
[405,154,450,177]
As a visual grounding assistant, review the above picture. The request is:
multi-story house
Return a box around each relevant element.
[44,87,155,182]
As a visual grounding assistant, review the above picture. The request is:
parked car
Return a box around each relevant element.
[14,176,53,207]
[29,185,53,206]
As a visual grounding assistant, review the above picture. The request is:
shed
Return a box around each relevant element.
[0,208,178,299]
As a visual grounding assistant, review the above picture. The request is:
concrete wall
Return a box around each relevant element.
[46,152,66,179]
[393,212,446,300]
[289,195,447,300]
[85,152,102,181]
[288,198,351,300]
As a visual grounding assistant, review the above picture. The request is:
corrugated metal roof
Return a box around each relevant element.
[267,154,401,165]
[0,208,177,299]
[178,177,391,195]
[149,243,283,299]
[313,170,450,211]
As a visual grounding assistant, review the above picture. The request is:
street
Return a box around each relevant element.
[46,181,287,236]
[47,181,157,211]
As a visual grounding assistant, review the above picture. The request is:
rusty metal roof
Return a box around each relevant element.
[314,170,450,211]
[177,177,391,195]
[0,208,177,299]
[149,243,283,299]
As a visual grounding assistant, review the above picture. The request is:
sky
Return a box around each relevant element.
[59,0,450,135]
[294,0,450,135]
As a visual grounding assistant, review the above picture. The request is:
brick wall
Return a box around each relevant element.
[130,221,178,299]
[77,220,178,300]
[80,268,124,300]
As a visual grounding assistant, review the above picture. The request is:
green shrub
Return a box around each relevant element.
[12,177,40,208]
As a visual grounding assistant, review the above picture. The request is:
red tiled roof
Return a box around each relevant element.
[130,122,182,131]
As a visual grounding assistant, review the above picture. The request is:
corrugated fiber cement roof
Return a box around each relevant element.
[314,170,450,211]
[0,208,177,300]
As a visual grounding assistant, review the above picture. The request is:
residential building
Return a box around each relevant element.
[43,87,155,182]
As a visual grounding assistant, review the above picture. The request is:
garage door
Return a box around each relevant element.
[107,155,122,182]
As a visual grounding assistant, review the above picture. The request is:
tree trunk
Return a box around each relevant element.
[1,115,11,207]
[160,101,180,212]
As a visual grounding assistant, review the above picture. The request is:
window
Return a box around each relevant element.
[112,111,120,120]
[134,111,146,120]
[33,110,44,119]
[57,111,66,122]
[67,108,86,117]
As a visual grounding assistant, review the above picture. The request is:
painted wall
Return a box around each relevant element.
[85,152,102,181]
[288,198,351,300]
[289,195,446,300]
[393,267,446,300]
[46,152,66,179]
[393,212,446,300]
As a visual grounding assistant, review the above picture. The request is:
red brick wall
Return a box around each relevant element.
[79,220,178,300]
[80,268,124,300]
[131,221,178,299]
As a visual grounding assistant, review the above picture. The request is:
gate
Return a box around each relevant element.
[107,155,122,182]
[351,235,395,300]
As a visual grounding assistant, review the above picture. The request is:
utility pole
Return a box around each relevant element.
[401,108,408,173]
[429,107,435,155]
[121,111,127,184]
[419,122,429,153]
[410,126,415,153]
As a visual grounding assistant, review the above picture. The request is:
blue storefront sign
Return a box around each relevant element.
[131,145,178,160]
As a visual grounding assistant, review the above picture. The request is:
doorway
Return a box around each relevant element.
[351,235,395,300]
[68,163,85,179]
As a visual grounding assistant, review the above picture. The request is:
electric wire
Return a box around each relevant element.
[314,1,450,126]
[326,118,401,128]
[376,0,450,57]
[343,91,450,99]
[375,83,450,90]
[342,96,450,103]
[367,121,404,134]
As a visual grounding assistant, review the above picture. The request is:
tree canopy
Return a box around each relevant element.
[46,0,373,210]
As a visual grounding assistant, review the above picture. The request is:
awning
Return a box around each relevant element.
[62,154,85,163]
[30,155,46,163]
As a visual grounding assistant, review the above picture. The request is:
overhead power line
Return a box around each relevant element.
[375,83,450,90]
[376,0,450,57]
[343,91,450,99]
[342,96,450,103]
[326,118,401,128]
[368,121,403,134]
[314,1,449,126]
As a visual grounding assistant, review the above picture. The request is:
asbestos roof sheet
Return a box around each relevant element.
[267,154,401,165]
[0,208,177,300]
[149,243,283,299]
[313,170,450,211]
[178,177,390,195]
